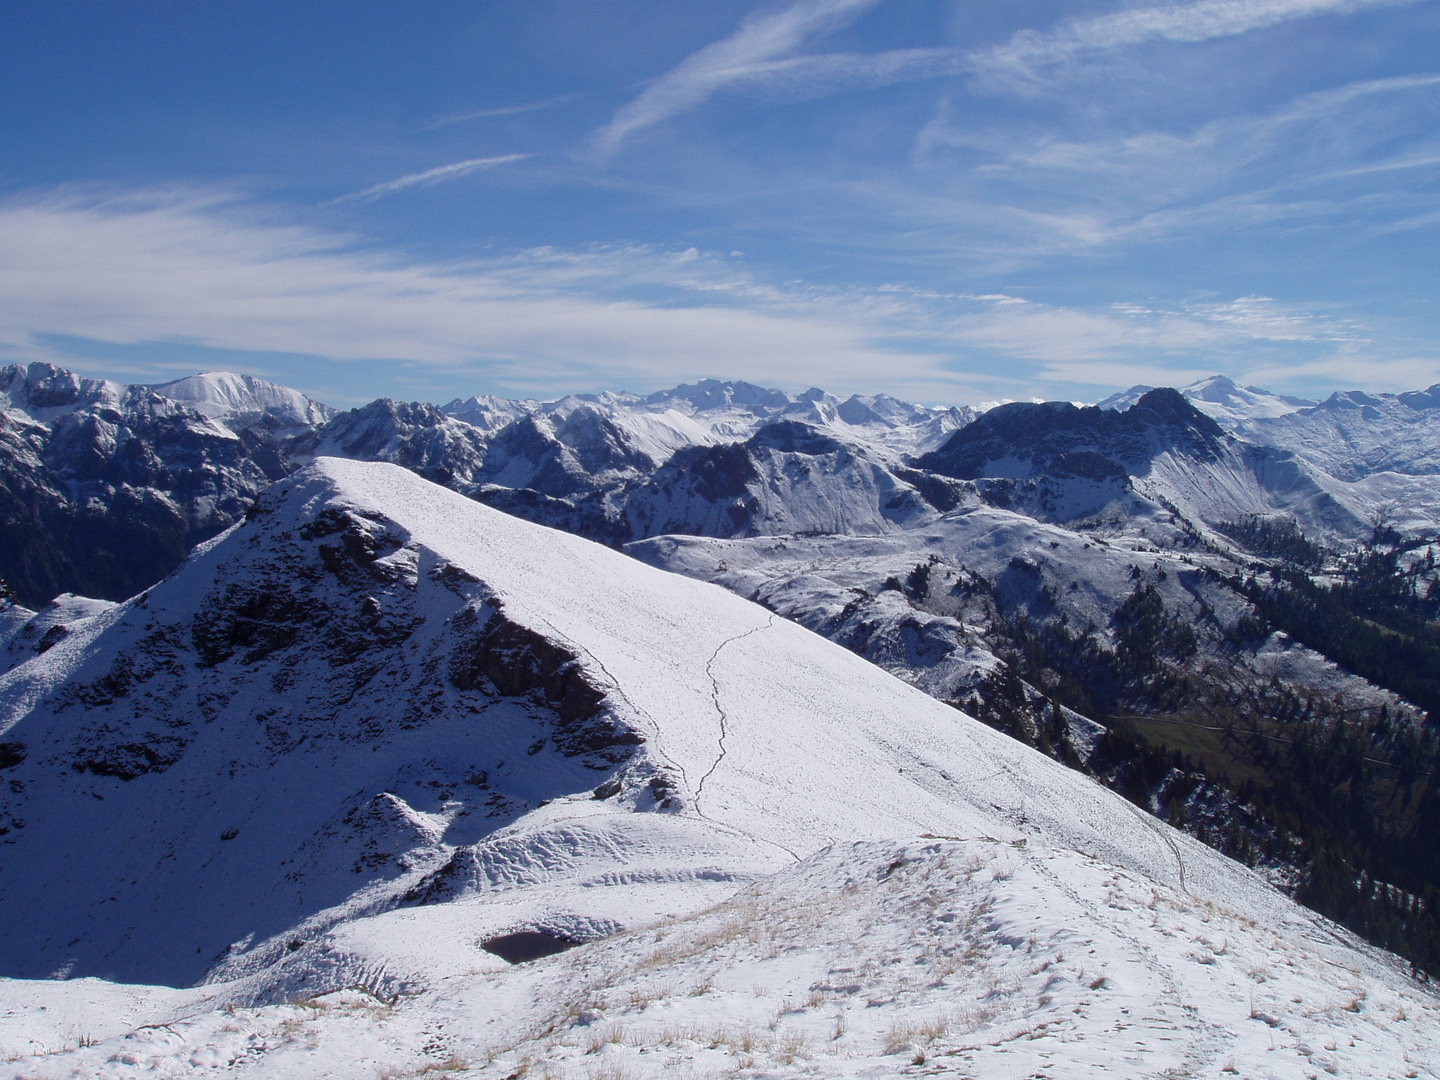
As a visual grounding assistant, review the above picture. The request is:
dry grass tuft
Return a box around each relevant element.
[583,1024,628,1055]
[773,1030,810,1065]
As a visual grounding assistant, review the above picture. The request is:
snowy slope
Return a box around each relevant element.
[0,459,1436,1077]
[1102,374,1440,502]
[0,593,118,674]
[1099,375,1314,423]
[6,836,1439,1079]
[146,372,334,433]
[1234,387,1440,482]
[628,504,1417,739]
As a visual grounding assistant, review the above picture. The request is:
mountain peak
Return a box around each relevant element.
[0,361,124,417]
[1131,386,1226,436]
[917,388,1223,482]
[1099,375,1312,422]
[645,379,792,413]
[147,371,335,428]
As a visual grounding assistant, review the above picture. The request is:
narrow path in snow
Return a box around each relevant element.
[1023,843,1224,1073]
[512,604,797,862]
[695,613,777,808]
[512,606,697,797]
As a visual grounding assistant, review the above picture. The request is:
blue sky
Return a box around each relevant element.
[1,0,1437,407]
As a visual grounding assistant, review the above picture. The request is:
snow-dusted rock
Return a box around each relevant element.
[0,364,323,609]
[918,387,1430,541]
[1236,386,1440,484]
[1102,374,1440,528]
[146,371,334,433]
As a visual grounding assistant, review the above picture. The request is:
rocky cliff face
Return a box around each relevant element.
[0,461,645,986]
[0,364,327,608]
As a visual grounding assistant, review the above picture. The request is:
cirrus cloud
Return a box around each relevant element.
[0,188,1422,404]
[333,154,534,204]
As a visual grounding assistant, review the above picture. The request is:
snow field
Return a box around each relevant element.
[4,838,1437,1078]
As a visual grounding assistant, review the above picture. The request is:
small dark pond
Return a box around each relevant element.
[481,930,580,964]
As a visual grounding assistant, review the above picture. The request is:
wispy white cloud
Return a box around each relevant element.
[592,0,880,158]
[1373,207,1440,233]
[971,0,1424,89]
[594,0,1421,158]
[706,46,967,100]
[333,154,532,204]
[924,290,1383,393]
[944,297,1226,367]
[1179,296,1361,341]
[905,70,1440,259]
[0,190,939,400]
[928,68,1440,178]
[1243,348,1440,392]
[0,189,1417,404]
[422,94,582,130]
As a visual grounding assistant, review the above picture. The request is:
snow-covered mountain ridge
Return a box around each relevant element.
[2,458,1436,1078]
[5,360,1440,1074]
[1104,373,1440,485]
[10,361,1440,617]
[0,365,974,610]
[913,386,1440,540]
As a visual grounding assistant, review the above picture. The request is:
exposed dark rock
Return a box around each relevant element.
[445,598,641,764]
[747,419,845,456]
[72,735,188,781]
[192,581,324,668]
[917,388,1225,483]
[592,778,622,800]
[655,443,759,503]
[889,467,966,513]
[0,363,322,608]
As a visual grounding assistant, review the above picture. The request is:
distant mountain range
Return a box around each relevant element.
[0,364,972,609]
[1102,373,1440,481]
[4,362,1439,612]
